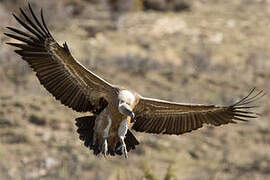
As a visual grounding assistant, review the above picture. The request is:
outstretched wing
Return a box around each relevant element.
[132,88,263,135]
[5,4,115,113]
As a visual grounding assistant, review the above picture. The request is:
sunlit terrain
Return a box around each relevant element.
[0,0,269,179]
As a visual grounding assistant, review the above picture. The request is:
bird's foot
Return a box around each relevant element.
[102,138,108,158]
[122,143,128,158]
[116,141,128,158]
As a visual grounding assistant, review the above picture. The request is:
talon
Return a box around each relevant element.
[120,138,128,158]
[118,120,128,158]
[122,144,128,158]
[102,138,108,158]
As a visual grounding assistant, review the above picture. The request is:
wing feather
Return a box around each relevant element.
[166,116,174,134]
[182,115,188,132]
[175,116,182,134]
[132,88,263,135]
[172,117,178,134]
[5,4,114,113]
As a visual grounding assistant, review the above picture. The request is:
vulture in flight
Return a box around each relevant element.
[5,4,263,158]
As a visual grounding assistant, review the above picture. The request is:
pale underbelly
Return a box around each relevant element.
[94,108,129,148]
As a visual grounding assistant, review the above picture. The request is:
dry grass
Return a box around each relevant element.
[0,0,269,180]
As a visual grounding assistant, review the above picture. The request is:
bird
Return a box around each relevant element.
[5,4,263,158]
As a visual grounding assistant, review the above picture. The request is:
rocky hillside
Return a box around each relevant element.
[0,0,269,179]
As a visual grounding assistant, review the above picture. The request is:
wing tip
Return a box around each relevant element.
[233,87,265,107]
[230,88,264,122]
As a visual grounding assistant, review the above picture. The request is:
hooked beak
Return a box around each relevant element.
[119,104,135,119]
[130,111,135,119]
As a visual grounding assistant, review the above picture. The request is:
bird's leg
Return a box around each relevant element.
[118,120,128,158]
[102,116,111,158]
[102,138,108,157]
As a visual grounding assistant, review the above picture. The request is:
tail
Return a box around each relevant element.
[75,116,101,155]
[75,116,140,156]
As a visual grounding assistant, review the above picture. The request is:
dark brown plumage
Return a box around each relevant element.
[5,4,112,114]
[132,88,263,135]
[5,4,264,158]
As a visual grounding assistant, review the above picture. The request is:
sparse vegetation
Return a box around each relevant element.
[142,162,158,180]
[0,0,269,179]
[164,163,177,180]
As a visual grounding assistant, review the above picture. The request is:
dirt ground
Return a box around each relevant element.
[0,0,269,179]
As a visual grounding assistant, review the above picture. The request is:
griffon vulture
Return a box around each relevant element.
[5,4,263,158]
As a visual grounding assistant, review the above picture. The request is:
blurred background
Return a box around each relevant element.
[0,0,269,179]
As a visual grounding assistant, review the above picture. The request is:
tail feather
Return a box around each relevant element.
[75,116,140,157]
[75,116,96,150]
[126,130,140,151]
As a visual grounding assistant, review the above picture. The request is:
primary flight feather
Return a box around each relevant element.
[5,4,263,158]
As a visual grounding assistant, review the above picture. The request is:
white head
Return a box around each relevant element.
[118,90,135,106]
[118,90,135,118]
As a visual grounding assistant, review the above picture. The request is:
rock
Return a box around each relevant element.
[0,117,13,127]
[29,114,46,126]
[143,0,190,12]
